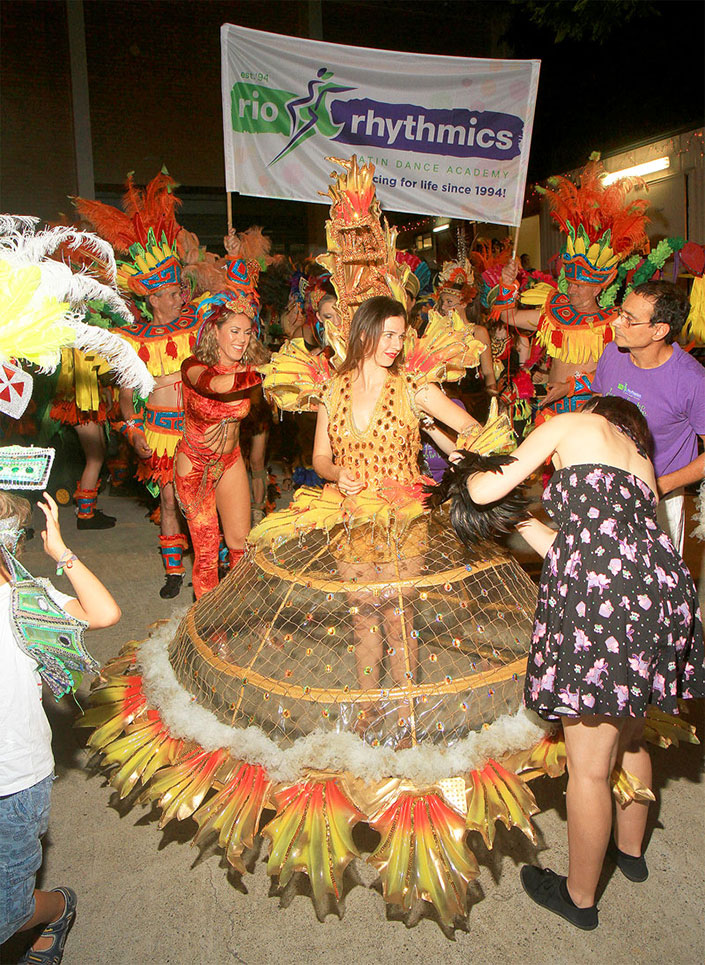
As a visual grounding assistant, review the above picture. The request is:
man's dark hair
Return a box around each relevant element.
[632,280,689,345]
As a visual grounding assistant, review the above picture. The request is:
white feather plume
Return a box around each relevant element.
[67,319,155,396]
[0,215,151,391]
[0,222,118,284]
[30,260,131,322]
[0,215,40,235]
[0,219,129,321]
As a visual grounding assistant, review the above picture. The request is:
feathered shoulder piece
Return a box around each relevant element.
[258,338,333,412]
[425,451,529,545]
[402,308,484,386]
[539,159,650,287]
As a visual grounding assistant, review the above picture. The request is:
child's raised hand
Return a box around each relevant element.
[37,491,68,563]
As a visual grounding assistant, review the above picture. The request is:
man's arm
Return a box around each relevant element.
[657,439,705,496]
[496,258,539,331]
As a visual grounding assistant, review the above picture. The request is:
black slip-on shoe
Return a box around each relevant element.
[159,573,184,599]
[76,509,116,529]
[612,843,649,882]
[520,865,598,931]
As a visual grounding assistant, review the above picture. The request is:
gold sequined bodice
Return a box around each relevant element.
[326,371,421,490]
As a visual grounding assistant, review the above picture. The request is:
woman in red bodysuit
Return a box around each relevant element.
[175,293,263,598]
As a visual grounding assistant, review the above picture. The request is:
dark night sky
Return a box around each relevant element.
[319,0,704,181]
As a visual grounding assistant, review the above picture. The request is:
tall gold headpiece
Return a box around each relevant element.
[316,156,410,356]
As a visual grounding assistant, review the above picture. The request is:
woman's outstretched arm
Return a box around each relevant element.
[466,414,570,504]
[181,357,259,398]
[37,493,121,629]
[414,383,481,436]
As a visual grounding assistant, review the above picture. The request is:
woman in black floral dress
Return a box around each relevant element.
[462,396,704,931]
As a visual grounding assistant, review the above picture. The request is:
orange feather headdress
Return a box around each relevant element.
[74,171,184,296]
[540,159,650,287]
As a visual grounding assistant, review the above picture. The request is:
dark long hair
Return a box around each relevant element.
[581,395,653,459]
[337,296,407,376]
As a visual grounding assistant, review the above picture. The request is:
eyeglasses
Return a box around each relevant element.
[615,306,655,328]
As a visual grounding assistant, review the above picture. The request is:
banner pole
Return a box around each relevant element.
[226,191,233,233]
[511,224,520,260]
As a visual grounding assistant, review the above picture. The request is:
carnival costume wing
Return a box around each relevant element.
[258,338,334,412]
[1,547,95,699]
[0,446,98,700]
[403,308,484,385]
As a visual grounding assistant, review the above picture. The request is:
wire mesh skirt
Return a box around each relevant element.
[169,513,537,751]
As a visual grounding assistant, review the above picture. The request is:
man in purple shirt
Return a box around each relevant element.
[592,280,705,553]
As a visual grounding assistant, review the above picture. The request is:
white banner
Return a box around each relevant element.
[221,25,540,227]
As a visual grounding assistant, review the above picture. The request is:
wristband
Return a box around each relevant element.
[56,550,78,576]
[119,418,145,443]
[493,281,520,311]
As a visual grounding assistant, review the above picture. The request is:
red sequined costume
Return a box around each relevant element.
[175,357,261,598]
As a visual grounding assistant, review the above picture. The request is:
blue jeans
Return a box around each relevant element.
[0,773,53,944]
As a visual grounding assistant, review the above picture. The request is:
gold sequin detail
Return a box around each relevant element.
[327,372,420,490]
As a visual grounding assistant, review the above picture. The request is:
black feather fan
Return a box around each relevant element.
[424,451,530,546]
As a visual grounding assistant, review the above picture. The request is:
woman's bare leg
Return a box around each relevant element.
[614,718,651,857]
[75,421,106,491]
[351,608,384,690]
[383,601,417,686]
[563,716,622,907]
